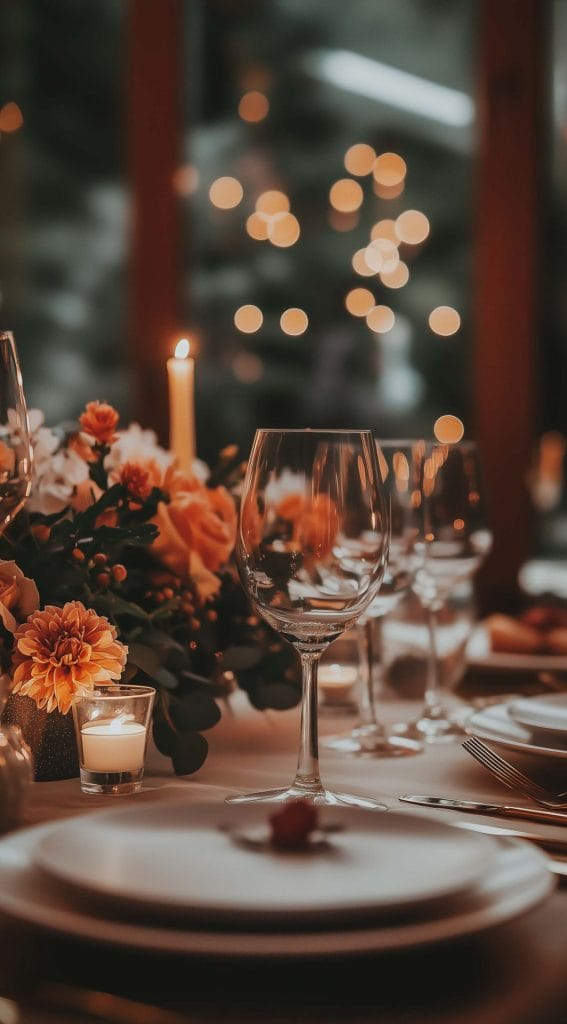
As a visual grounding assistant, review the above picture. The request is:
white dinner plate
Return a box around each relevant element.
[466,701,567,761]
[508,694,567,746]
[0,822,553,958]
[467,624,567,673]
[33,801,495,925]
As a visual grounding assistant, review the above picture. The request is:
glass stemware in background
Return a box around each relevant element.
[396,441,492,743]
[229,428,389,808]
[0,333,32,534]
[323,440,422,757]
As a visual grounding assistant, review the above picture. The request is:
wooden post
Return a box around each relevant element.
[127,0,182,443]
[474,0,548,611]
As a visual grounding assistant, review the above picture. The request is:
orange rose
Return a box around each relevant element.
[79,401,120,446]
[0,560,39,633]
[152,479,237,598]
[276,492,339,557]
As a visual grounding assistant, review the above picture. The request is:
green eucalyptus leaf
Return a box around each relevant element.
[252,682,301,711]
[152,717,176,757]
[154,667,179,691]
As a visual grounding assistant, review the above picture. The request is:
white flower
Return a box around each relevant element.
[28,448,89,515]
[105,423,173,480]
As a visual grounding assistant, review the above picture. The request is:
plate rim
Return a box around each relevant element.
[466,701,567,760]
[32,801,496,923]
[0,823,554,958]
[508,694,567,736]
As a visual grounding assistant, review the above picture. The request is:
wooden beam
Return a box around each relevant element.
[127,0,182,443]
[474,0,548,610]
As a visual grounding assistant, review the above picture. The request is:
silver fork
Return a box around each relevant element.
[462,736,567,809]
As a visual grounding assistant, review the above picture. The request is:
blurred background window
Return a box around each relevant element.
[185,0,475,465]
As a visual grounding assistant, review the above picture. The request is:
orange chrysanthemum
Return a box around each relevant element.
[79,401,120,446]
[120,460,163,502]
[11,601,128,715]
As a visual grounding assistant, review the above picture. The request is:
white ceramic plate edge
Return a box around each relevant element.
[467,703,567,761]
[31,802,495,923]
[0,824,553,958]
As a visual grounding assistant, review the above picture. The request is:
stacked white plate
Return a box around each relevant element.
[0,799,554,957]
[467,694,567,761]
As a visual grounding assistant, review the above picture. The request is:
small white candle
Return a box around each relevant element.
[81,720,147,773]
[318,663,358,701]
[167,337,196,472]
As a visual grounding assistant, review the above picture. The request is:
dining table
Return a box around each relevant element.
[0,672,566,1024]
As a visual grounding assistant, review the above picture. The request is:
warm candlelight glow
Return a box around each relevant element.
[429,306,461,336]
[372,152,407,187]
[175,338,190,359]
[345,287,375,316]
[168,338,196,471]
[344,143,376,177]
[396,210,430,245]
[366,305,395,333]
[380,261,409,289]
[329,178,364,213]
[209,176,243,209]
[434,415,464,443]
[280,308,309,336]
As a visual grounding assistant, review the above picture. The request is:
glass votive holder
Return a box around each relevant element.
[72,685,155,795]
[317,630,362,717]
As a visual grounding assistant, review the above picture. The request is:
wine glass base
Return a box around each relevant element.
[322,730,422,758]
[225,785,387,811]
[393,715,466,744]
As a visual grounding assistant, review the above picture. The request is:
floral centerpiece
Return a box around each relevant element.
[0,402,301,778]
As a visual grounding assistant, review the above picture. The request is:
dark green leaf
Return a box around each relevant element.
[171,732,209,775]
[171,692,221,732]
[127,643,161,677]
[221,645,263,671]
[152,717,176,757]
[154,667,179,691]
[252,682,301,711]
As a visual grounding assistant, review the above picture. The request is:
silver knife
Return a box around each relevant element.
[399,794,567,827]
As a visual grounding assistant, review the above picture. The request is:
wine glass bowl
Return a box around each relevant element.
[230,428,389,809]
[323,440,424,758]
[398,441,493,743]
[0,333,32,534]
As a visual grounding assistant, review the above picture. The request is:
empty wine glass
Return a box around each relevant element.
[228,428,389,808]
[395,441,492,743]
[323,440,423,757]
[0,333,32,533]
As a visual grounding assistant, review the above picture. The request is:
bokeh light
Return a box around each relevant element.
[352,249,376,276]
[365,238,399,274]
[0,102,23,132]
[434,415,465,443]
[372,152,407,187]
[328,210,359,232]
[232,352,265,383]
[371,219,398,243]
[345,287,375,316]
[280,308,309,335]
[380,262,409,289]
[428,306,461,336]
[256,190,290,215]
[209,176,243,210]
[395,210,430,245]
[238,91,269,123]
[268,212,300,247]
[373,180,405,200]
[344,143,376,177]
[234,304,263,333]
[246,212,270,241]
[366,305,395,333]
[329,178,364,213]
[172,165,199,196]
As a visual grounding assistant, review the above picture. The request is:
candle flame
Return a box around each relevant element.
[109,713,134,733]
[175,338,190,360]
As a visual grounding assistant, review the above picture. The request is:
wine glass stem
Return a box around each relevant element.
[424,606,444,719]
[292,651,324,794]
[359,619,386,736]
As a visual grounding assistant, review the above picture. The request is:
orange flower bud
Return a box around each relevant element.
[31,524,50,544]
[93,553,108,567]
[111,564,127,583]
[96,572,111,588]
[71,548,85,563]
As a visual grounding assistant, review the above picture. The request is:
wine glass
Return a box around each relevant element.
[0,333,32,533]
[323,440,423,757]
[229,428,389,808]
[395,441,492,743]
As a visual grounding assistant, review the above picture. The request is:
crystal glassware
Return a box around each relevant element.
[323,440,423,757]
[0,332,32,534]
[228,428,389,809]
[395,441,492,743]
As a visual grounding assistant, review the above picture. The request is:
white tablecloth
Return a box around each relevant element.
[2,692,567,1024]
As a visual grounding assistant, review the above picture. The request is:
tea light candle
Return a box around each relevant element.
[81,720,147,773]
[167,337,195,472]
[318,663,358,701]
